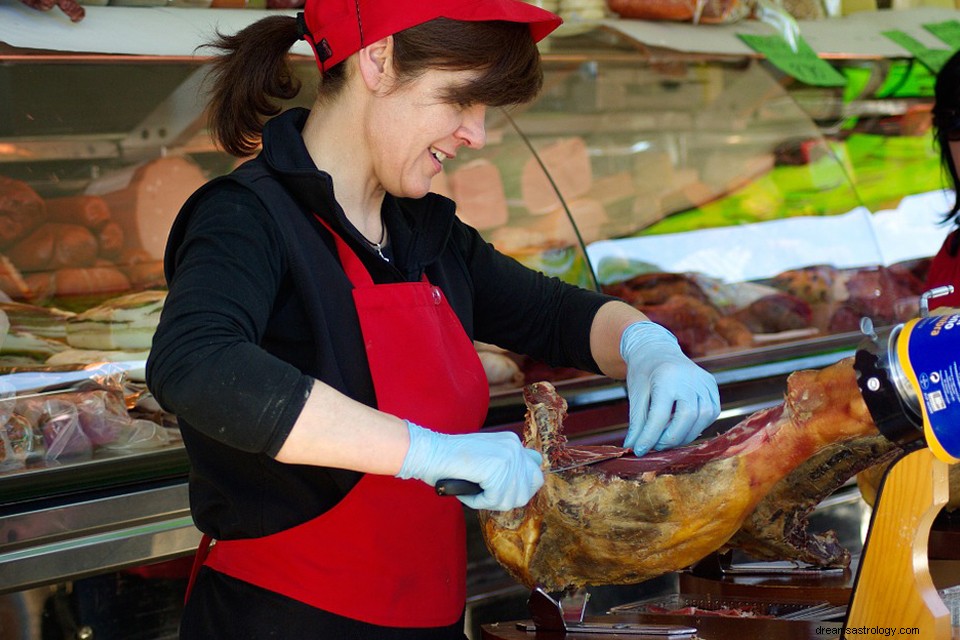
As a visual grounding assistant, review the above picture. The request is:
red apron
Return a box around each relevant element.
[188,219,490,628]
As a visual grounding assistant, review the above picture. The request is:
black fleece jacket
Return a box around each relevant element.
[146,108,614,538]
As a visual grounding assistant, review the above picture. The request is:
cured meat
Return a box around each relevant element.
[478,357,885,591]
[827,266,924,332]
[90,156,207,261]
[8,223,99,272]
[65,290,166,351]
[0,176,47,248]
[602,273,756,356]
[638,295,754,357]
[45,195,112,231]
[731,293,813,334]
[521,138,592,215]
[18,0,85,21]
[602,272,712,307]
[449,160,508,231]
[728,434,897,565]
[606,0,751,23]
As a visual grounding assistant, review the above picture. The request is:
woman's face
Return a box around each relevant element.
[366,68,487,199]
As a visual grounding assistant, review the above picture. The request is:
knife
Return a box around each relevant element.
[435,449,627,497]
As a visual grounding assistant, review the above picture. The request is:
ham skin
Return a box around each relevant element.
[478,356,887,591]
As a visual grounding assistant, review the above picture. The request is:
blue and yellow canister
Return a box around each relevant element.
[888,313,960,463]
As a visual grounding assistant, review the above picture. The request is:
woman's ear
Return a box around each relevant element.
[357,35,395,92]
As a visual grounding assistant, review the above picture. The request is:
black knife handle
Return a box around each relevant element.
[435,478,482,496]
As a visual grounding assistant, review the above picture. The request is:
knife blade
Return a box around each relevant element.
[435,449,627,497]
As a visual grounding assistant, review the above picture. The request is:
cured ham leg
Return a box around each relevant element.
[478,357,890,591]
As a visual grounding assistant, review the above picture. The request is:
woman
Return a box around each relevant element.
[145,0,721,637]
[928,49,960,309]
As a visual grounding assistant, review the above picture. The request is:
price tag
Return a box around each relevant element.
[882,30,953,73]
[738,34,846,87]
[924,20,960,48]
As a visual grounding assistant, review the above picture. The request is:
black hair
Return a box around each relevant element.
[932,48,960,254]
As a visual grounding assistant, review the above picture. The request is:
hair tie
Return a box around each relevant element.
[295,12,309,42]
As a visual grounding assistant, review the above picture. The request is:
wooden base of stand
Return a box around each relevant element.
[846,447,952,636]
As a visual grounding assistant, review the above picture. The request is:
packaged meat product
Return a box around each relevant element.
[73,390,130,446]
[0,414,39,470]
[731,293,813,334]
[47,348,150,368]
[475,342,524,388]
[0,176,46,249]
[8,223,99,272]
[88,156,207,261]
[826,266,925,332]
[521,138,592,214]
[45,195,112,230]
[34,399,94,461]
[638,295,754,356]
[0,330,70,364]
[0,364,172,464]
[449,160,509,230]
[17,0,85,21]
[0,255,31,300]
[102,418,172,451]
[65,290,165,350]
[24,267,132,306]
[96,221,125,260]
[526,198,610,246]
[0,301,74,341]
[606,0,751,23]
[603,272,712,306]
[117,248,166,290]
[770,264,846,331]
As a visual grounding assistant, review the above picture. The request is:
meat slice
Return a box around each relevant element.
[638,295,754,357]
[478,357,887,591]
[601,272,712,307]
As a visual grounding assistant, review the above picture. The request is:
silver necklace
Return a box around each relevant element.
[360,224,390,263]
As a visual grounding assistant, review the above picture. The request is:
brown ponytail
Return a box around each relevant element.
[203,16,306,157]
[203,16,543,157]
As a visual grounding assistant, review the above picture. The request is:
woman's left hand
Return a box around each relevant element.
[620,321,720,455]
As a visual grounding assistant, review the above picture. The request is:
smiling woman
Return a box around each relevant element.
[144,1,721,638]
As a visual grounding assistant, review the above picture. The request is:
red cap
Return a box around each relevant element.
[299,0,562,72]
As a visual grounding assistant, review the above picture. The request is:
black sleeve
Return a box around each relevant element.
[453,219,617,374]
[146,185,312,456]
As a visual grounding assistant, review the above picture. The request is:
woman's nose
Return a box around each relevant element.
[457,104,487,150]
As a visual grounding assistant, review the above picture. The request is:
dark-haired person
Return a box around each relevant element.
[145,1,720,637]
[928,48,960,309]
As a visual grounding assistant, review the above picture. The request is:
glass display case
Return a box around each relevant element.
[0,2,954,636]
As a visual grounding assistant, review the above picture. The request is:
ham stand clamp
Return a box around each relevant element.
[848,286,958,638]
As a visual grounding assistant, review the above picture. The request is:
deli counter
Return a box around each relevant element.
[0,2,955,637]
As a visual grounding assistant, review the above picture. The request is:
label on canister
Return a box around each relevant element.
[897,313,960,464]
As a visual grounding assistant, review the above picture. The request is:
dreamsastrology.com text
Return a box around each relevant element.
[816,625,920,637]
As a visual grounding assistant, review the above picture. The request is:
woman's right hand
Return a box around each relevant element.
[396,421,544,511]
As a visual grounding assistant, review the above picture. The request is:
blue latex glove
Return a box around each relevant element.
[620,321,720,455]
[396,421,544,511]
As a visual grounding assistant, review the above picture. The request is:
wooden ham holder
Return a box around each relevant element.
[845,446,952,637]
